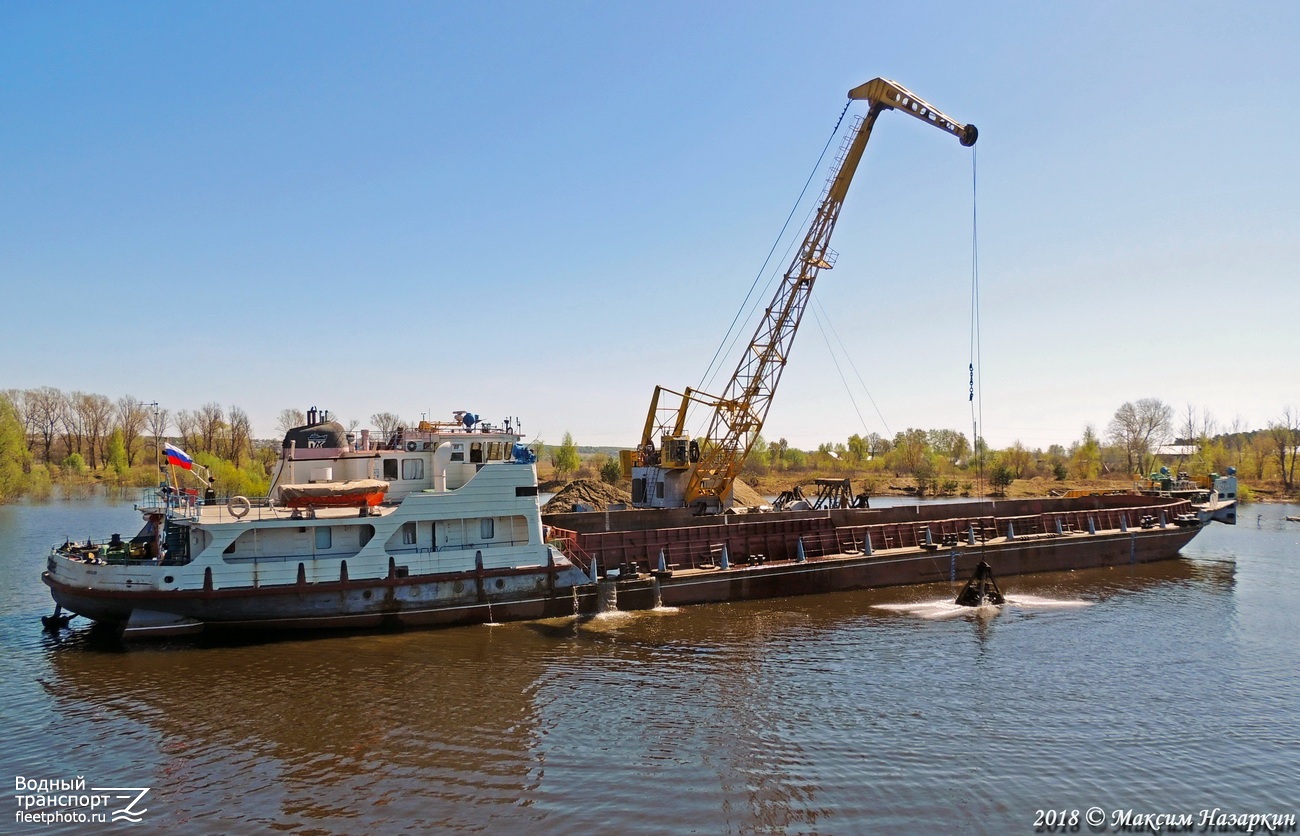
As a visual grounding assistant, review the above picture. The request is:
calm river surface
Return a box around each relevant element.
[1,494,1297,834]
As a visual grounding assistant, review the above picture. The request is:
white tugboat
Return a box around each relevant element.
[43,409,592,637]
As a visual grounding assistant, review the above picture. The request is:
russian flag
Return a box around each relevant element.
[164,442,194,470]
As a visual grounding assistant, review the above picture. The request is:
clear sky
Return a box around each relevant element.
[2,1,1296,450]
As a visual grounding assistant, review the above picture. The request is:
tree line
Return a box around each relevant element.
[537,398,1299,498]
[0,387,271,501]
[3,389,1297,503]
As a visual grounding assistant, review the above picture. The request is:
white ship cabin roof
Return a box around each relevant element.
[268,412,530,506]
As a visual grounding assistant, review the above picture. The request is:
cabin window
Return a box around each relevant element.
[401,522,416,545]
[480,518,494,540]
[315,527,332,550]
[656,481,665,499]
[450,444,465,462]
[402,458,424,480]
[383,458,399,480]
[470,442,484,464]
[360,526,374,546]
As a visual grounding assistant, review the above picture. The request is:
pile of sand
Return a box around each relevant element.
[543,479,633,513]
[730,479,767,508]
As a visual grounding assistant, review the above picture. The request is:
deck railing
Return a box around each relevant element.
[563,498,1194,577]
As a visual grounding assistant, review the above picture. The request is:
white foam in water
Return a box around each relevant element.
[1003,594,1092,609]
[874,600,986,620]
[875,593,1091,619]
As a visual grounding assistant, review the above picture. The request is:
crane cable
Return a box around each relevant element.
[969,145,984,498]
[810,297,892,439]
[691,101,854,408]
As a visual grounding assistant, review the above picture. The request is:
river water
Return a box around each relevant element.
[1,495,1296,833]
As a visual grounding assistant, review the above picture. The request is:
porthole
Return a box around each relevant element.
[164,575,174,584]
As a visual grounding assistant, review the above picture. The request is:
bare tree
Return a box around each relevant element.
[1107,398,1173,476]
[145,405,170,470]
[80,393,114,469]
[59,391,85,462]
[196,402,225,455]
[19,388,64,463]
[1268,407,1299,491]
[276,408,306,437]
[370,412,403,439]
[116,396,150,466]
[226,405,252,466]
[174,409,199,453]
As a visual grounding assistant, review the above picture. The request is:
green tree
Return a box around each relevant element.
[846,433,869,464]
[889,429,931,476]
[600,458,623,485]
[1069,425,1102,479]
[768,438,789,471]
[989,463,1015,495]
[551,432,580,478]
[0,394,29,501]
[1004,440,1032,478]
[106,429,129,477]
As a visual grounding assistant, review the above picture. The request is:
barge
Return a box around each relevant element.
[542,494,1205,613]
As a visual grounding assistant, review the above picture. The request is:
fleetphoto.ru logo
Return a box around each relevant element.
[13,776,150,826]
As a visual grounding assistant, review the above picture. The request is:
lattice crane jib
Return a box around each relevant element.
[635,78,976,512]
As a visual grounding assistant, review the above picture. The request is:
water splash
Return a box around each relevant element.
[875,593,1092,620]
[650,578,681,615]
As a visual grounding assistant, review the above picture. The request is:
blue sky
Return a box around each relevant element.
[2,2,1296,449]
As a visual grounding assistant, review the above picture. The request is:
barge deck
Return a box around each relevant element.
[543,494,1204,614]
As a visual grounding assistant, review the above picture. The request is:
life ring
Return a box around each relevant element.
[228,495,251,519]
[688,439,701,463]
[406,440,418,452]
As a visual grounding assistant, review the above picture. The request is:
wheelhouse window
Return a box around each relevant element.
[470,442,484,463]
[450,444,465,462]
[402,458,424,480]
[383,458,399,480]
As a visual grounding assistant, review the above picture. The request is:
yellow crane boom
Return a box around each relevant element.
[631,79,976,513]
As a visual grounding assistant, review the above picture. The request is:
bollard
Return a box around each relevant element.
[968,524,977,546]
[796,538,807,563]
[1087,516,1096,535]
[589,557,600,584]
[1055,517,1064,536]
[864,534,873,556]
[923,527,934,547]
[657,548,667,573]
[1120,514,1128,533]
[719,543,730,570]
[1007,521,1016,540]
[1159,511,1167,528]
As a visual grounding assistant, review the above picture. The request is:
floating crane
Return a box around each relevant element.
[626,78,977,513]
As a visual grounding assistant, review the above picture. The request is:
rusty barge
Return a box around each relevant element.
[543,493,1205,614]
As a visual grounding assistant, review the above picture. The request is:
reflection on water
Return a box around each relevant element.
[2,497,1298,832]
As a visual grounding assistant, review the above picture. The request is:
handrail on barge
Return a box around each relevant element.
[557,498,1196,577]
